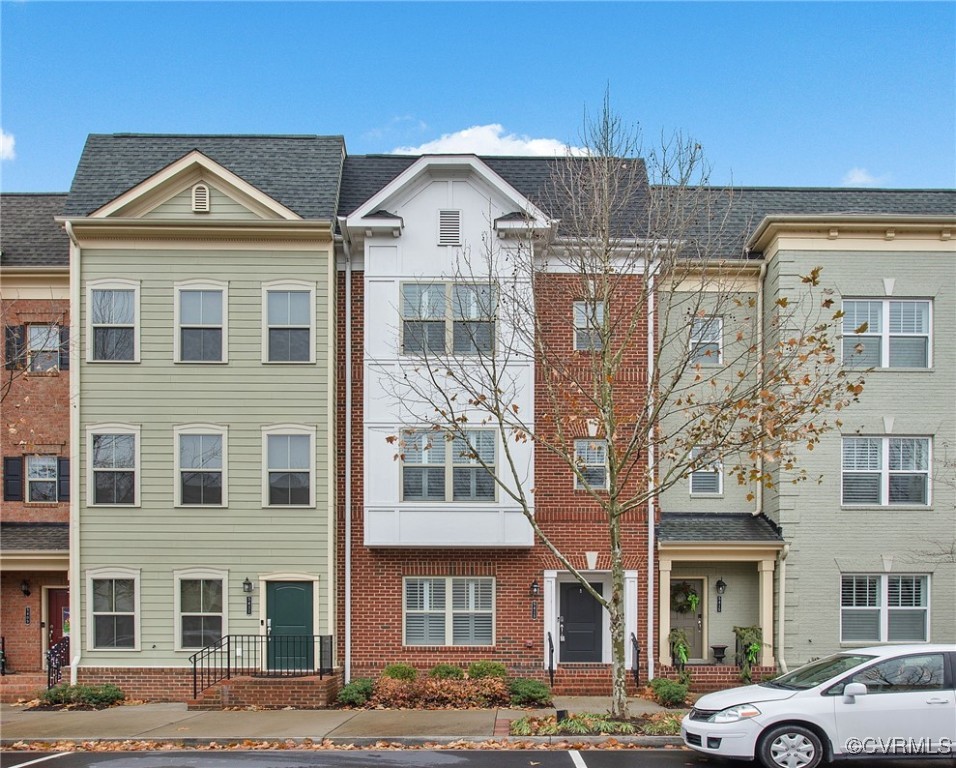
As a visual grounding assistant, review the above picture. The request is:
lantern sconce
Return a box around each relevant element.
[20,579,31,597]
[715,577,727,612]
[242,578,253,593]
[529,579,540,619]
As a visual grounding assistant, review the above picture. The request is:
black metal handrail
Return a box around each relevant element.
[546,631,555,687]
[189,634,333,698]
[630,632,641,687]
[47,637,70,688]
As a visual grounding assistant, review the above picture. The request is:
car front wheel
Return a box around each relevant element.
[757,724,825,768]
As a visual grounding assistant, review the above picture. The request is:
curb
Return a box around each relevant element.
[2,736,685,748]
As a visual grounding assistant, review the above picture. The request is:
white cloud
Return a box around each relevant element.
[0,129,15,161]
[393,124,582,156]
[841,167,888,187]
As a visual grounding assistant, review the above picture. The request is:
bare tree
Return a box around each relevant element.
[384,100,865,718]
[2,298,70,403]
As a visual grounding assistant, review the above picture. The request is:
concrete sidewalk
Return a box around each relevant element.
[0,697,673,746]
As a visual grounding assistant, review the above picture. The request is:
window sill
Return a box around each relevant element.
[88,503,141,509]
[87,647,140,652]
[402,645,496,650]
[261,360,315,365]
[690,494,724,499]
[25,370,61,377]
[24,502,63,507]
[176,504,228,509]
[841,505,933,511]
[174,360,229,365]
[87,359,140,364]
[842,367,934,373]
[263,504,315,509]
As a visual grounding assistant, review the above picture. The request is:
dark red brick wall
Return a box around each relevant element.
[0,571,58,673]
[75,667,194,702]
[337,268,654,689]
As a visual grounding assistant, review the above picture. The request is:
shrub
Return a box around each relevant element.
[508,677,552,706]
[429,663,465,680]
[336,677,375,706]
[40,683,124,708]
[381,663,418,681]
[649,677,688,708]
[642,711,686,735]
[371,676,509,708]
[467,660,507,679]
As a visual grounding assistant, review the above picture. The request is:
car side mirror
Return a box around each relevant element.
[844,682,868,701]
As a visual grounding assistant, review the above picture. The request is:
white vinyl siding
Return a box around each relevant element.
[841,574,929,643]
[401,283,495,356]
[402,429,495,502]
[404,576,494,646]
[573,301,604,351]
[842,436,930,506]
[574,439,607,490]
[842,299,931,368]
[689,316,722,365]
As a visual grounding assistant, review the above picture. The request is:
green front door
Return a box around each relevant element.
[266,581,313,671]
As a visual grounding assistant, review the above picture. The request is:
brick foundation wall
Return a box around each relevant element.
[191,672,343,709]
[76,667,195,702]
[657,663,778,692]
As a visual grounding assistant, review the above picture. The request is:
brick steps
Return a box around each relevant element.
[0,672,48,703]
[187,671,343,710]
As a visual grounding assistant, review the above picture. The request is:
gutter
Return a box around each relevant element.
[337,218,354,683]
[65,221,82,683]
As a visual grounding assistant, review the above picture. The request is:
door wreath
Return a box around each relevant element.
[670,581,701,613]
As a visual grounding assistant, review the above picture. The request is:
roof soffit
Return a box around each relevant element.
[345,155,552,235]
[86,151,302,221]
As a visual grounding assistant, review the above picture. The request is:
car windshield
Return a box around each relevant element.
[761,653,875,690]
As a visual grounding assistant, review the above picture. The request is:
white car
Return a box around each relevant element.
[681,643,956,768]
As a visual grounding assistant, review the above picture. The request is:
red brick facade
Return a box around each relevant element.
[337,268,655,692]
[1,296,71,677]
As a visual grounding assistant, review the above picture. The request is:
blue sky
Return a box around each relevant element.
[2,1,954,192]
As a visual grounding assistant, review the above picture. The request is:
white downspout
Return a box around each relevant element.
[646,263,656,682]
[755,260,767,517]
[777,543,789,673]
[65,221,82,683]
[338,218,353,683]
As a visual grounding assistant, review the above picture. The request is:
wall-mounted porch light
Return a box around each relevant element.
[715,577,726,613]
[529,579,540,620]
[242,578,253,594]
[20,579,31,597]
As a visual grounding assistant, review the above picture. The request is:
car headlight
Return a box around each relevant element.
[709,704,762,723]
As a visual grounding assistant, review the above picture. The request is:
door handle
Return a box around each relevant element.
[558,616,565,643]
[926,698,950,704]
[266,618,272,635]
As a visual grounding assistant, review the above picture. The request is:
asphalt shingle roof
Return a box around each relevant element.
[0,194,70,268]
[1,522,69,551]
[657,512,783,543]
[65,134,345,220]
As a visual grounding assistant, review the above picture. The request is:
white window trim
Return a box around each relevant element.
[86,423,141,508]
[86,566,141,652]
[86,278,141,363]
[689,315,723,365]
[27,323,61,372]
[173,424,228,507]
[839,573,931,644]
[25,454,58,504]
[841,298,933,369]
[573,300,604,351]
[400,428,498,503]
[261,280,316,364]
[574,438,608,490]
[261,424,316,508]
[173,568,228,651]
[690,448,723,496]
[173,279,229,364]
[399,281,497,357]
[841,435,932,507]
[402,576,496,647]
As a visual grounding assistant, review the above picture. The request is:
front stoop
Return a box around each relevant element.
[549,665,643,696]
[187,671,343,710]
[0,672,49,703]
[658,663,778,692]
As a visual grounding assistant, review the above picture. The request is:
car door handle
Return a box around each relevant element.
[926,698,950,704]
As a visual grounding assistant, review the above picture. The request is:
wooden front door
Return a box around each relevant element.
[559,582,603,662]
[669,578,704,660]
[266,581,313,671]
[48,588,70,646]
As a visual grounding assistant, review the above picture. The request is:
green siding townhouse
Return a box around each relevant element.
[59,135,344,701]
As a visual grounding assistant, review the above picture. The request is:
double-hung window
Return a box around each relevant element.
[175,571,226,650]
[401,429,496,502]
[176,282,226,362]
[404,576,494,646]
[573,301,604,351]
[263,426,314,506]
[89,569,138,650]
[401,283,495,356]
[690,447,722,495]
[88,280,138,362]
[26,455,58,502]
[263,281,314,363]
[89,426,139,506]
[842,436,930,506]
[842,299,931,368]
[175,426,226,506]
[689,316,722,365]
[574,439,607,490]
[840,574,929,642]
[27,325,60,371]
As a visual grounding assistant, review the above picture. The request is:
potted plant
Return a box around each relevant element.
[668,627,690,672]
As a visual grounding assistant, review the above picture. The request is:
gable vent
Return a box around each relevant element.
[192,183,211,213]
[438,209,461,246]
